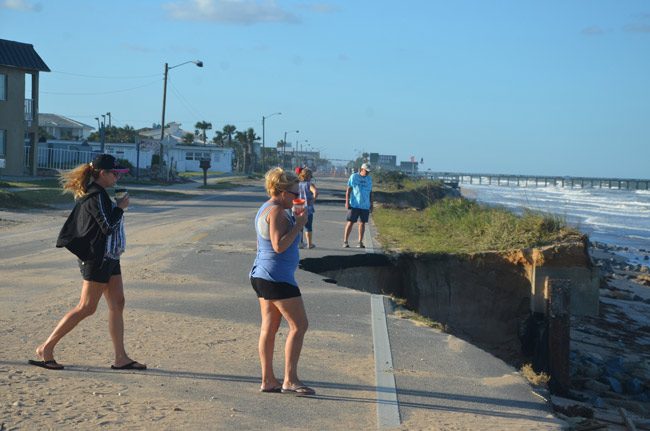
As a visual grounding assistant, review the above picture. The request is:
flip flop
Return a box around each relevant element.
[281,385,315,396]
[111,361,147,370]
[28,359,64,370]
[259,386,282,393]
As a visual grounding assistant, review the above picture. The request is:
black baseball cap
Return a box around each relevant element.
[90,154,129,173]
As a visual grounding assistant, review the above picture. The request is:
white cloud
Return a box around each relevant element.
[1,0,42,11]
[163,0,299,25]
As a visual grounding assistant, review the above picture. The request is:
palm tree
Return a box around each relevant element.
[222,125,240,171]
[195,121,212,145]
[245,128,260,173]
[235,128,260,174]
[212,131,225,147]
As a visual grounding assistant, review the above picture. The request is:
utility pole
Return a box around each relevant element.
[106,112,111,128]
[160,62,169,166]
[262,112,281,172]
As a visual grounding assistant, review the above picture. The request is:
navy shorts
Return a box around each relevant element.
[346,207,370,223]
[78,258,121,283]
[250,277,301,300]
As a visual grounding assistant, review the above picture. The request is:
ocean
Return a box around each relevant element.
[461,184,650,264]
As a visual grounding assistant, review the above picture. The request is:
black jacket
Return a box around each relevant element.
[56,182,124,261]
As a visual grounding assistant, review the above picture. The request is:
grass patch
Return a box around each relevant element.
[178,171,224,178]
[394,309,447,331]
[199,181,240,190]
[0,189,72,209]
[127,190,191,200]
[118,178,180,186]
[520,363,550,386]
[0,178,61,188]
[373,197,579,254]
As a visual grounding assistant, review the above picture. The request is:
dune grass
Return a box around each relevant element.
[372,171,445,192]
[373,197,579,254]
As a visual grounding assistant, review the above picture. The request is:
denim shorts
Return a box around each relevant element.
[78,258,121,283]
[304,214,314,232]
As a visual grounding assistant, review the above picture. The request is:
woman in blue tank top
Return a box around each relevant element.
[249,168,315,395]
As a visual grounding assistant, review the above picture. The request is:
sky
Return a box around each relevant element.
[1,0,649,178]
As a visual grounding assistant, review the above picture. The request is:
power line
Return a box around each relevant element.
[51,70,161,79]
[169,82,205,122]
[42,80,159,96]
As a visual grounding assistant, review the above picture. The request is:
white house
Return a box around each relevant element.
[39,113,94,140]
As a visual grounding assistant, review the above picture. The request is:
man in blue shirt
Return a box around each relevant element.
[343,163,373,248]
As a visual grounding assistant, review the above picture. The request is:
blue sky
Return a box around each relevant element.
[1,0,649,177]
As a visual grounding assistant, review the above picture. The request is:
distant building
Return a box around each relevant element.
[367,152,397,170]
[378,154,397,170]
[0,38,50,176]
[39,113,94,140]
[400,161,418,174]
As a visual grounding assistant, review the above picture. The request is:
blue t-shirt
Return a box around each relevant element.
[347,173,372,210]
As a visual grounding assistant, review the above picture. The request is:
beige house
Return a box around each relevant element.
[0,38,50,176]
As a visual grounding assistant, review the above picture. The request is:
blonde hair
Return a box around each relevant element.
[298,167,312,182]
[60,162,99,200]
[265,167,298,197]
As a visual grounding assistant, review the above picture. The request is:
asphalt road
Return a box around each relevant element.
[0,175,565,430]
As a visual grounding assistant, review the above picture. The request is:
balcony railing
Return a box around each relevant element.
[25,98,33,121]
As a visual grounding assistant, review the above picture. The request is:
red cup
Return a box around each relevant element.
[292,198,305,216]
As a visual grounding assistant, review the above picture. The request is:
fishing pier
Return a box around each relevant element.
[423,172,650,190]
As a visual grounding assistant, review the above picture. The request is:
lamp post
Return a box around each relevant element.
[106,112,111,128]
[262,112,281,172]
[160,60,203,164]
[283,130,299,168]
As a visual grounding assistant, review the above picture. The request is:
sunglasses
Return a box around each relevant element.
[284,190,299,197]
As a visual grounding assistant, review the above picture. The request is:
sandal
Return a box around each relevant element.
[281,385,316,396]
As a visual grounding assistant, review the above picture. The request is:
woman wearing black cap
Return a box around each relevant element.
[29,154,146,371]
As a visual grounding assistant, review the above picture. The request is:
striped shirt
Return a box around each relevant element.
[98,196,126,259]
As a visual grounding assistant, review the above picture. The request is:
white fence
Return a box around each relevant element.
[25,146,95,170]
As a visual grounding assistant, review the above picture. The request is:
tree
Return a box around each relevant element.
[182,133,195,145]
[87,125,138,143]
[195,121,212,145]
[212,131,225,147]
[222,125,240,171]
[235,127,260,174]
[38,126,54,142]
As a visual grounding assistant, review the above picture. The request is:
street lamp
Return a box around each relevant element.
[262,112,281,172]
[160,60,203,163]
[283,130,299,168]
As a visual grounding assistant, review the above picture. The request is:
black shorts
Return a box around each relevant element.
[346,207,370,223]
[250,277,301,300]
[78,258,121,283]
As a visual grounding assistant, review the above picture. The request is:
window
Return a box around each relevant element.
[0,129,6,156]
[185,151,210,161]
[0,74,6,100]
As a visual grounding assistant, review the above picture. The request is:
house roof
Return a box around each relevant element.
[39,113,94,129]
[0,39,50,72]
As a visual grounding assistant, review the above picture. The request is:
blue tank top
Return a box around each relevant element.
[250,201,301,286]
